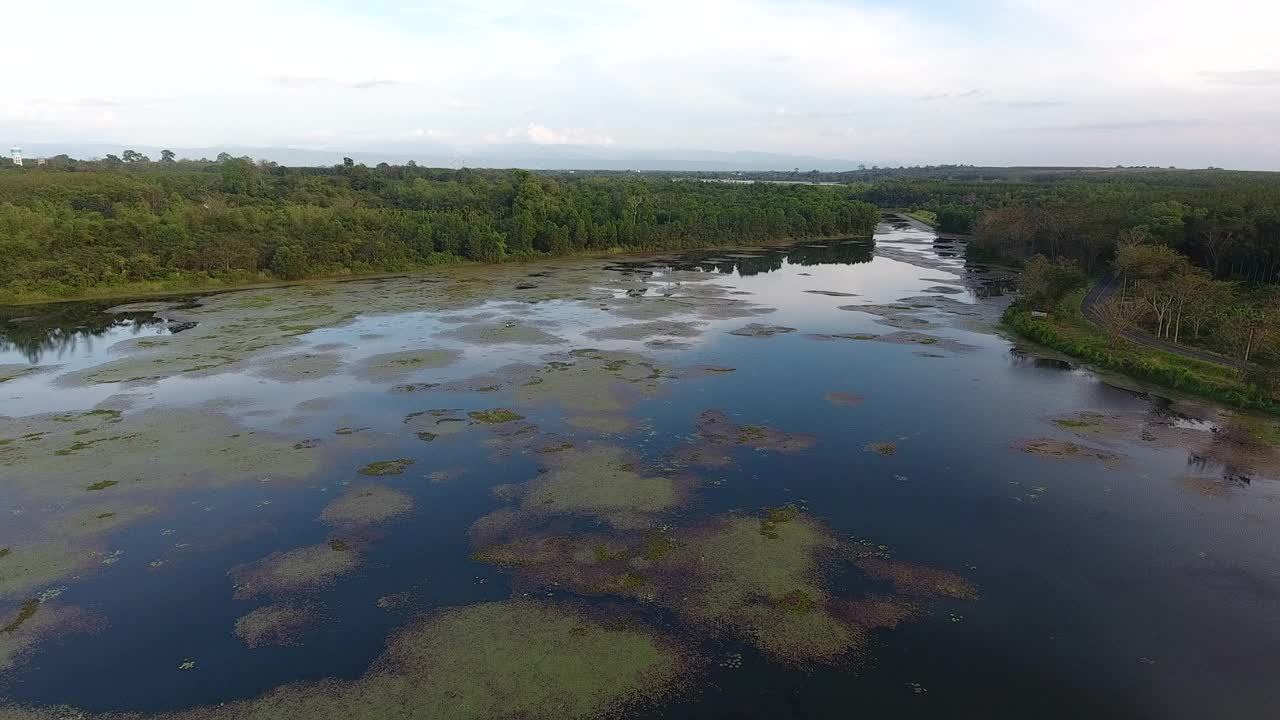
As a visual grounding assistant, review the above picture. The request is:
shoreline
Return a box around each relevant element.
[0,233,875,308]
[1002,294,1279,416]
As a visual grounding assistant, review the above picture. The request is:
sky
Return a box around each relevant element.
[4,0,1279,169]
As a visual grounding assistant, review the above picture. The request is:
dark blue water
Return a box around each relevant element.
[2,217,1278,719]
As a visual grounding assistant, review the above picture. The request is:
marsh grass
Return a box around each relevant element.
[864,442,896,457]
[357,459,414,476]
[468,409,525,424]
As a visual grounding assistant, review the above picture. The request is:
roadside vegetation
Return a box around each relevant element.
[1005,290,1278,413]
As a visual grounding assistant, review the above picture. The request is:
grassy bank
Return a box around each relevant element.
[1004,290,1280,414]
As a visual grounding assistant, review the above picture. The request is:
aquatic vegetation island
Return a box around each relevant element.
[1,197,1278,720]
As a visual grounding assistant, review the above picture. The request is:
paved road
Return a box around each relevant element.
[1082,275,1241,369]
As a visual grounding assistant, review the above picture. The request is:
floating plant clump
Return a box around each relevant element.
[229,543,362,599]
[233,604,324,648]
[673,410,817,469]
[471,502,980,669]
[496,445,693,529]
[250,352,345,382]
[468,408,525,424]
[0,601,100,673]
[352,349,463,382]
[357,458,415,476]
[864,442,897,457]
[1012,438,1122,465]
[319,485,415,527]
[9,601,695,720]
[511,350,669,415]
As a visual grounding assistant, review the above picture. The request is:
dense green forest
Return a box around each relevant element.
[0,157,881,301]
[2,156,1277,396]
[854,166,1280,401]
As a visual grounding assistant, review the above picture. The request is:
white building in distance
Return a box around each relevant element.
[9,147,21,166]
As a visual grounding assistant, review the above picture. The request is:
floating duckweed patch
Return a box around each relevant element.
[234,604,323,648]
[693,410,817,454]
[864,442,897,457]
[468,409,525,424]
[0,544,100,600]
[229,543,362,599]
[824,392,865,407]
[1052,415,1103,430]
[1018,438,1080,453]
[297,397,338,413]
[0,407,323,507]
[728,324,796,338]
[0,365,37,384]
[666,513,856,665]
[880,314,939,330]
[390,382,441,393]
[354,350,463,382]
[773,589,819,613]
[53,409,123,423]
[1,599,39,634]
[251,352,345,382]
[467,508,535,547]
[565,415,635,434]
[0,602,99,672]
[584,321,705,342]
[513,351,667,414]
[54,268,668,388]
[319,485,415,526]
[593,543,628,562]
[871,331,977,353]
[759,504,801,539]
[836,303,917,317]
[13,601,690,720]
[641,533,681,563]
[358,458,414,476]
[436,322,566,346]
[52,504,157,538]
[55,433,141,457]
[404,409,476,440]
[1013,438,1121,465]
[514,446,688,525]
[852,559,979,600]
[831,595,920,630]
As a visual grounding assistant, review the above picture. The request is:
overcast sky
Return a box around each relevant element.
[5,0,1279,169]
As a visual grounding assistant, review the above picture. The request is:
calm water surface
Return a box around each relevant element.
[1,216,1277,719]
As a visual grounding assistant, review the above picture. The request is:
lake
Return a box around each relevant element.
[1,214,1278,720]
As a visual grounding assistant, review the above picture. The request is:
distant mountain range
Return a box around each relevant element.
[13,142,870,172]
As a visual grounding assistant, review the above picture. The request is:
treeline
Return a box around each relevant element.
[0,158,881,300]
[842,173,1280,281]
[831,167,1280,387]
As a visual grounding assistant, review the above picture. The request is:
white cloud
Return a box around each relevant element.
[511,124,616,146]
[1,0,1278,168]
